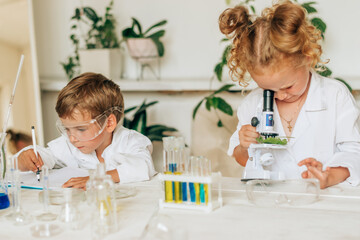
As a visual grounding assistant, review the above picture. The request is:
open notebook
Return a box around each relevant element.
[18,167,90,190]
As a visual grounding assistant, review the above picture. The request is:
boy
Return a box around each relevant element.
[17,72,156,189]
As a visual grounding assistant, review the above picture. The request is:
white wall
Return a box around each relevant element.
[33,0,360,80]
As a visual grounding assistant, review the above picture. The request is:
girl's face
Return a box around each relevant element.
[250,64,311,103]
[59,110,112,154]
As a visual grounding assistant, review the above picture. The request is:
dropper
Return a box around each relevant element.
[0,55,25,147]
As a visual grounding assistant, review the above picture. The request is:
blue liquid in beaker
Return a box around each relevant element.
[0,192,10,209]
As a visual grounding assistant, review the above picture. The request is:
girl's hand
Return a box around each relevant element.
[238,124,259,149]
[298,158,330,189]
[17,149,44,172]
[62,176,90,190]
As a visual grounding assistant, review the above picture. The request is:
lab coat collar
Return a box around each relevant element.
[303,71,327,112]
[285,71,326,147]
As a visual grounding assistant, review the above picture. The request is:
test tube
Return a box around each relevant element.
[188,156,195,203]
[162,137,174,203]
[37,166,57,221]
[174,137,186,203]
[5,156,31,225]
[200,157,211,205]
[181,144,189,202]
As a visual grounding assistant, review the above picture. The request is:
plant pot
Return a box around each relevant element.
[78,48,123,79]
[126,38,159,64]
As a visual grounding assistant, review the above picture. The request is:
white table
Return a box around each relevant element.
[1,176,360,240]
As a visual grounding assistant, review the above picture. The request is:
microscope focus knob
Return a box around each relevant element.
[251,117,259,127]
[260,153,274,166]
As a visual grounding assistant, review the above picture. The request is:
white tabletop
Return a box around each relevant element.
[1,176,360,240]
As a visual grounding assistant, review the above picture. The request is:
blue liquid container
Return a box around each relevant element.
[0,192,10,209]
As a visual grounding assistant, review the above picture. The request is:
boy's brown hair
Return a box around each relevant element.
[55,72,124,122]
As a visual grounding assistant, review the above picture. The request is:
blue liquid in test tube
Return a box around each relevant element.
[0,192,10,209]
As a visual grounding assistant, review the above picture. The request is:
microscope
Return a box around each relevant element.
[241,90,286,181]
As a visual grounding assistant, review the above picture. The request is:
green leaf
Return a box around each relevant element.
[301,2,317,14]
[147,30,165,39]
[72,8,81,20]
[316,65,332,77]
[225,0,231,5]
[311,17,326,36]
[123,118,131,128]
[152,39,165,57]
[192,99,204,119]
[205,98,212,111]
[250,5,256,14]
[131,17,143,36]
[213,84,235,95]
[124,106,137,114]
[211,97,219,109]
[144,20,167,36]
[217,120,223,127]
[84,7,99,23]
[135,100,158,114]
[214,62,224,81]
[215,97,233,116]
[335,77,352,92]
[221,45,231,64]
[146,125,177,138]
[122,28,139,38]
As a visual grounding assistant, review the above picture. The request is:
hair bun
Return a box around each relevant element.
[219,6,250,37]
[269,2,307,54]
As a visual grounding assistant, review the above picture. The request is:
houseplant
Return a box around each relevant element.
[60,0,121,80]
[122,17,167,60]
[193,0,351,130]
[123,100,177,142]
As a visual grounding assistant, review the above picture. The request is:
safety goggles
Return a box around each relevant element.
[246,179,320,207]
[56,106,122,142]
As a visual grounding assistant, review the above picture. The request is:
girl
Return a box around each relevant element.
[221,1,360,188]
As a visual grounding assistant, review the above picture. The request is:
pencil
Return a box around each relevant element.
[31,126,40,182]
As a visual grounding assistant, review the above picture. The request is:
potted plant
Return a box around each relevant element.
[122,17,167,63]
[60,0,122,80]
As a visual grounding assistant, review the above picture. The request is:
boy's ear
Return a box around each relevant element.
[105,114,117,132]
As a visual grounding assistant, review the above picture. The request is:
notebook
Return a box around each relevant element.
[18,167,90,190]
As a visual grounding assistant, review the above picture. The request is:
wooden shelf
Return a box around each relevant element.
[40,78,257,92]
[40,76,360,92]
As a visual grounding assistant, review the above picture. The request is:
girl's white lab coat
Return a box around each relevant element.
[20,125,156,183]
[228,72,360,186]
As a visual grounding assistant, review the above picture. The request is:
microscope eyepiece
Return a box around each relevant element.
[263,90,275,112]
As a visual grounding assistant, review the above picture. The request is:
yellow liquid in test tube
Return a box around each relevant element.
[204,184,209,205]
[164,171,173,203]
[174,172,182,203]
[194,183,200,205]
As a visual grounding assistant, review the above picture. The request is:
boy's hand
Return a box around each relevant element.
[18,149,44,172]
[298,158,329,189]
[238,124,259,149]
[62,176,90,190]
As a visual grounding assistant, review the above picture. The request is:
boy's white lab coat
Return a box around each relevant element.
[228,72,360,186]
[20,125,156,183]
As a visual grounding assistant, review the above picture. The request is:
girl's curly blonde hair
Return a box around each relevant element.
[219,0,326,86]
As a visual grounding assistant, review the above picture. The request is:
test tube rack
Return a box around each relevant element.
[158,172,223,213]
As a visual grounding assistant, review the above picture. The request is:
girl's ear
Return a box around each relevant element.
[105,114,117,132]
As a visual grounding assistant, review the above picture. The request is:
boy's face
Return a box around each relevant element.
[59,109,112,154]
